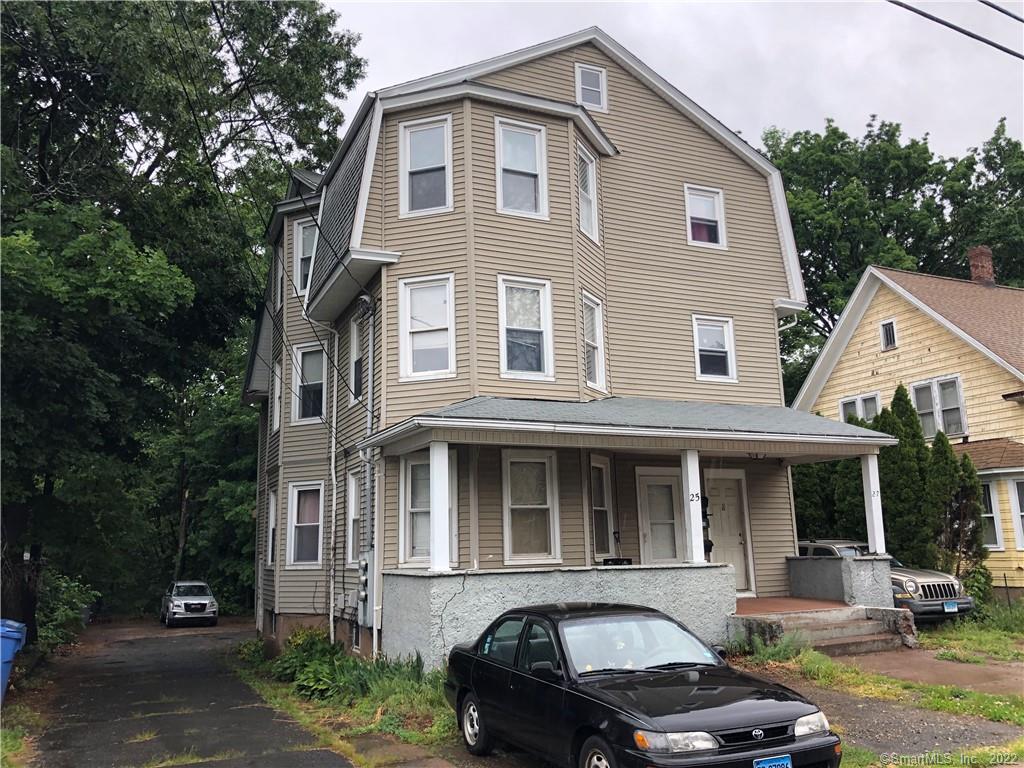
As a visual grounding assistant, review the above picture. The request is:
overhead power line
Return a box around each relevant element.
[977,0,1024,24]
[887,0,1024,60]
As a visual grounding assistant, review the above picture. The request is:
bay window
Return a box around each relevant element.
[590,455,614,560]
[294,220,316,295]
[496,118,547,217]
[499,276,554,379]
[400,451,458,566]
[399,274,455,379]
[577,144,598,240]
[502,449,560,564]
[400,115,453,216]
[583,292,605,390]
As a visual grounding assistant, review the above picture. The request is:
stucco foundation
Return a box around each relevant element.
[787,556,894,608]
[381,563,735,667]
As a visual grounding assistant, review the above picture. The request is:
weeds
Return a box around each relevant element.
[918,600,1024,663]
[746,633,807,663]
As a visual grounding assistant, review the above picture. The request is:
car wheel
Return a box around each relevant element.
[460,693,492,756]
[579,735,617,768]
[209,618,218,627]
[165,616,174,629]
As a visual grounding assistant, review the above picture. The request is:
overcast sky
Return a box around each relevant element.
[327,0,1023,159]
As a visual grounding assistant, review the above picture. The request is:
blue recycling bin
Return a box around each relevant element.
[1,619,27,705]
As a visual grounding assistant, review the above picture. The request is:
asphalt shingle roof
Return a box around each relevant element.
[951,438,1024,471]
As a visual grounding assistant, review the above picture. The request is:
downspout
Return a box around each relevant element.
[360,294,378,656]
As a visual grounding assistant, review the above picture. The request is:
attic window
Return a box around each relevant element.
[575,63,607,112]
[684,185,727,249]
[880,320,897,351]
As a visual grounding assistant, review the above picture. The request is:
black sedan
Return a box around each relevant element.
[444,603,841,768]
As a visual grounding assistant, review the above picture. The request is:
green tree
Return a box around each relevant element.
[792,463,837,540]
[891,384,929,474]
[938,455,986,578]
[874,392,928,566]
[919,432,960,569]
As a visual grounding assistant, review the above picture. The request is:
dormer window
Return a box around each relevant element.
[575,63,608,112]
[684,185,727,249]
[880,320,897,351]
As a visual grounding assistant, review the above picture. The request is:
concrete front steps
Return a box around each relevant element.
[730,606,910,656]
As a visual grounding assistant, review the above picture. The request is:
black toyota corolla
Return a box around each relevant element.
[444,603,841,768]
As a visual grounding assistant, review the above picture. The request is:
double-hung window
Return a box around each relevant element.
[496,118,547,218]
[980,483,1003,549]
[347,471,360,567]
[1012,480,1024,551]
[503,449,560,564]
[288,482,323,566]
[912,375,966,438]
[880,320,897,351]
[400,452,458,566]
[399,274,455,379]
[577,144,598,241]
[274,242,284,309]
[839,393,880,423]
[294,221,316,295]
[293,344,325,422]
[692,315,737,382]
[684,185,726,248]
[582,292,606,390]
[575,63,608,112]
[271,360,282,433]
[267,489,277,565]
[349,320,363,404]
[590,455,614,560]
[499,276,554,379]
[399,115,452,216]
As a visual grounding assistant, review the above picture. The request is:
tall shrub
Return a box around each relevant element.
[919,432,959,568]
[938,455,986,576]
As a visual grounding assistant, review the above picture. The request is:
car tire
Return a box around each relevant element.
[460,693,493,756]
[165,616,174,629]
[209,618,218,627]
[579,735,617,768]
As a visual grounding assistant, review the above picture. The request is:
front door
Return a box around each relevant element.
[705,475,750,590]
[638,473,685,563]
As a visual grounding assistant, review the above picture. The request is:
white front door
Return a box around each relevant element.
[705,475,750,591]
[637,473,685,563]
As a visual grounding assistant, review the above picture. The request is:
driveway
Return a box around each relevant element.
[36,620,351,768]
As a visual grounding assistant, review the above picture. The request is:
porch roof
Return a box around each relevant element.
[358,396,898,450]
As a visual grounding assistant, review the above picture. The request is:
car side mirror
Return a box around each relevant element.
[530,660,561,681]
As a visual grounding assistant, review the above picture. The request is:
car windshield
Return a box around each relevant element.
[560,614,719,675]
[174,584,211,597]
[836,546,864,557]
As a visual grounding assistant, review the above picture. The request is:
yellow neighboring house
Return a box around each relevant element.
[794,246,1024,595]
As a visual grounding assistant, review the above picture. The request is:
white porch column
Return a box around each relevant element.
[681,449,705,563]
[429,441,451,571]
[860,454,886,554]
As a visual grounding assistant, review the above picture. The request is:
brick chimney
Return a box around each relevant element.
[968,245,995,285]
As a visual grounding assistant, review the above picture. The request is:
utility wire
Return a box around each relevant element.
[887,0,1024,59]
[977,0,1024,24]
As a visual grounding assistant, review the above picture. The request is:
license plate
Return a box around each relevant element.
[754,756,792,768]
[186,604,204,613]
[943,601,958,613]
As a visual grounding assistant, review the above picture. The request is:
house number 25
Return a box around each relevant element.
[689,492,701,502]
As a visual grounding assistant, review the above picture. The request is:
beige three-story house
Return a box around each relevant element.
[243,28,897,663]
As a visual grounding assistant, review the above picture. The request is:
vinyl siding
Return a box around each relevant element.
[982,475,1024,587]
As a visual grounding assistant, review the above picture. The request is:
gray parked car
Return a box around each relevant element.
[798,540,974,621]
[160,581,219,627]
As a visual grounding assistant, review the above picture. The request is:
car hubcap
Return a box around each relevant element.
[463,702,480,745]
[586,749,610,768]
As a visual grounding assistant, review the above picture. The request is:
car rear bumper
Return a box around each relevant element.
[615,734,841,768]
[894,596,973,619]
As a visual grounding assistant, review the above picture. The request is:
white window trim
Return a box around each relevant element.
[981,481,1005,551]
[291,342,326,425]
[879,318,898,351]
[683,184,728,250]
[577,143,599,243]
[397,450,458,567]
[346,471,360,568]
[574,62,608,113]
[502,449,561,566]
[398,114,454,219]
[274,243,284,310]
[398,273,457,381]
[498,275,555,381]
[838,391,881,422]
[286,480,324,569]
[910,373,969,438]
[292,218,316,297]
[494,116,549,220]
[349,318,363,407]
[267,489,277,566]
[582,291,606,392]
[271,360,282,433]
[1008,477,1024,551]
[590,455,615,560]
[692,314,738,383]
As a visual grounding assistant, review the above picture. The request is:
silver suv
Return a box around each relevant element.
[160,581,219,627]
[797,540,974,621]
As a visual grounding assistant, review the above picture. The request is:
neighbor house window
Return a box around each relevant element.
[496,118,547,217]
[293,344,325,422]
[692,315,737,382]
[349,319,363,405]
[839,393,880,423]
[577,144,598,241]
[880,320,897,351]
[399,274,455,379]
[267,489,277,565]
[684,185,726,248]
[1013,480,1024,550]
[590,455,614,560]
[399,114,453,216]
[347,471,360,566]
[400,452,457,566]
[288,482,323,566]
[502,449,560,564]
[575,63,608,112]
[499,276,554,379]
[582,292,606,390]
[272,360,282,432]
[274,243,284,309]
[912,375,966,438]
[981,483,1003,549]
[294,220,316,295]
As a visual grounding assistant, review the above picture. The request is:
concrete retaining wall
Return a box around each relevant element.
[381,563,736,667]
[787,556,894,608]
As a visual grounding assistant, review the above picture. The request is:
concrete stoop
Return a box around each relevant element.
[728,605,916,657]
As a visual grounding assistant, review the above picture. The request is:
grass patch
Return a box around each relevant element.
[918,621,1024,663]
[745,633,808,664]
[124,729,158,744]
[834,738,1024,768]
[839,743,881,768]
[1,728,28,768]
[934,648,985,664]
